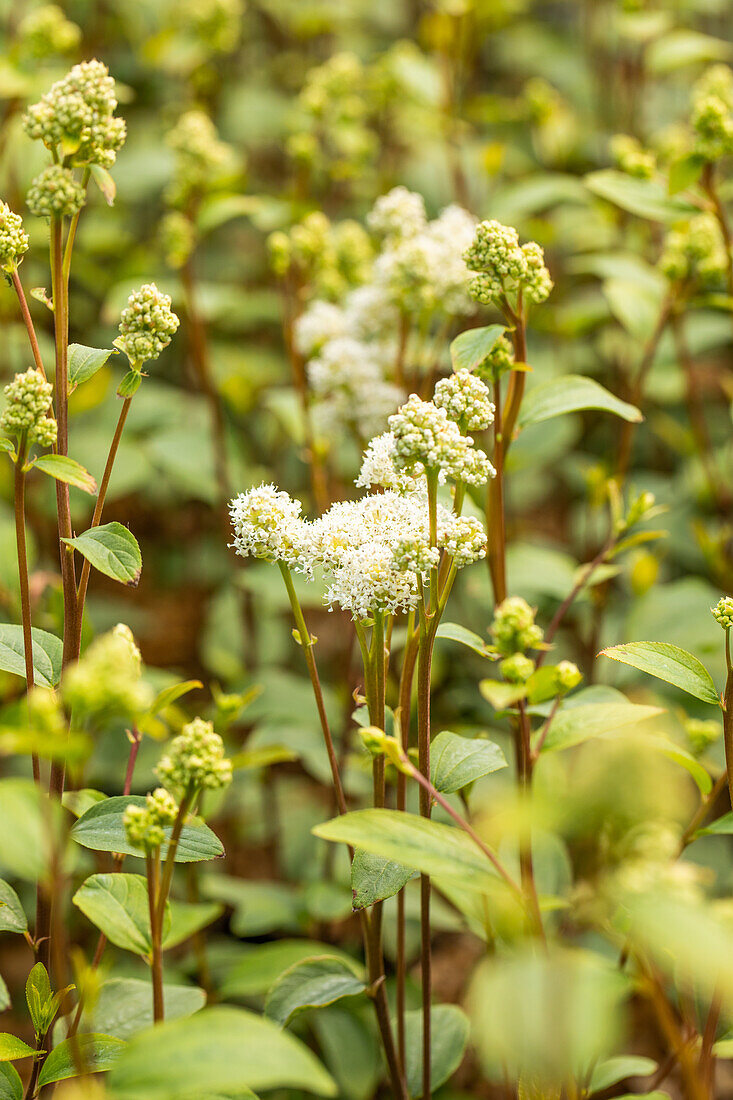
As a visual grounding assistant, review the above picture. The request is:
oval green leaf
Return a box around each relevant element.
[0,880,27,935]
[0,1036,34,1062]
[68,344,116,392]
[431,730,507,794]
[71,978,206,1042]
[518,375,642,429]
[71,796,224,863]
[350,850,415,911]
[599,641,720,705]
[0,624,62,688]
[62,522,141,586]
[450,325,506,373]
[0,1063,22,1100]
[585,169,698,222]
[38,1034,125,1088]
[265,956,366,1028]
[33,454,97,495]
[72,873,168,957]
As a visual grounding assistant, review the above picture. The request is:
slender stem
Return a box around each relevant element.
[616,296,673,481]
[155,793,191,934]
[531,697,561,761]
[537,534,615,666]
[279,563,347,815]
[702,162,733,306]
[371,610,387,808]
[516,700,545,942]
[61,167,90,284]
[13,439,40,785]
[698,989,722,1094]
[486,377,507,603]
[75,396,132,636]
[678,771,727,853]
[642,961,707,1100]
[146,852,164,1023]
[395,619,418,1070]
[501,309,526,457]
[11,270,46,379]
[722,635,733,811]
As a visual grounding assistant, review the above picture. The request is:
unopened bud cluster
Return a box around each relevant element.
[685,718,721,756]
[464,220,553,306]
[267,212,372,301]
[610,134,656,179]
[0,369,57,448]
[115,284,180,366]
[691,64,733,162]
[17,5,81,59]
[434,370,495,432]
[500,652,535,683]
[659,214,728,287]
[27,165,85,219]
[23,59,126,167]
[62,624,151,720]
[166,110,236,207]
[388,394,495,485]
[0,202,29,273]
[123,788,179,852]
[156,717,232,794]
[491,597,544,655]
[712,596,733,630]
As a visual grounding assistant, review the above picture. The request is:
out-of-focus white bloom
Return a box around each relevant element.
[367,186,426,240]
[343,283,398,341]
[294,300,349,357]
[389,394,495,484]
[229,484,311,573]
[308,336,403,440]
[434,369,494,431]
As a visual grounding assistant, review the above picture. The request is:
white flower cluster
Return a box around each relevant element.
[292,187,476,447]
[308,336,403,441]
[389,394,495,485]
[229,484,309,572]
[434,369,494,431]
[356,431,418,491]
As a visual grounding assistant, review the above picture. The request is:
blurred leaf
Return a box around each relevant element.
[603,278,665,341]
[63,523,142,586]
[0,625,61,689]
[71,796,224,864]
[62,789,107,818]
[479,680,526,710]
[71,978,205,1041]
[539,701,665,752]
[589,1055,657,1092]
[646,30,731,73]
[200,878,301,937]
[585,170,698,221]
[430,731,507,793]
[600,641,720,704]
[0,880,26,935]
[90,164,117,205]
[311,1008,379,1100]
[350,850,415,911]
[38,1035,125,1087]
[519,375,642,428]
[107,1006,336,1098]
[146,680,203,717]
[163,901,223,950]
[668,154,706,195]
[265,956,366,1027]
[221,941,355,1000]
[404,1005,469,1097]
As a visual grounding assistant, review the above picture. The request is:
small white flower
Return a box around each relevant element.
[367,186,426,240]
[229,484,311,572]
[434,369,494,431]
[389,394,495,485]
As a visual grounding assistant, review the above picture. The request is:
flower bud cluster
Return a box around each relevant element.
[464,219,553,305]
[23,59,126,167]
[388,394,495,485]
[123,788,180,852]
[434,370,495,432]
[28,687,66,739]
[610,134,656,179]
[62,624,152,720]
[178,0,244,54]
[475,333,514,383]
[17,5,81,59]
[156,717,232,793]
[685,718,721,756]
[115,284,180,366]
[268,213,372,301]
[0,202,29,273]
[556,660,582,692]
[27,166,85,219]
[159,211,196,270]
[691,65,733,161]
[500,652,535,683]
[166,110,236,206]
[229,484,310,573]
[491,596,544,655]
[659,214,728,287]
[0,369,57,448]
[712,595,733,630]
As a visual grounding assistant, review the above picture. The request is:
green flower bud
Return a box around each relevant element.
[115,283,180,366]
[165,109,237,207]
[475,333,513,384]
[685,718,722,756]
[556,660,582,692]
[500,652,535,683]
[23,59,126,167]
[28,687,66,739]
[0,368,56,447]
[17,5,81,59]
[0,202,29,273]
[712,596,733,630]
[26,165,85,219]
[659,214,728,287]
[123,788,180,852]
[464,220,552,306]
[159,211,195,270]
[62,623,152,721]
[491,596,544,656]
[155,717,232,795]
[610,134,656,179]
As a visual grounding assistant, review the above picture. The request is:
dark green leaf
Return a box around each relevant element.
[0,1064,21,1100]
[62,523,141,586]
[38,1034,125,1087]
[72,873,169,957]
[265,956,366,1027]
[404,1005,470,1096]
[431,730,507,793]
[350,850,415,911]
[71,796,223,863]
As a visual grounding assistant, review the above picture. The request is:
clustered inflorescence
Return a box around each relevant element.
[712,596,733,630]
[26,165,86,220]
[231,382,494,621]
[62,623,152,719]
[659,213,728,288]
[463,219,553,307]
[123,789,179,853]
[23,58,126,167]
[0,202,29,273]
[691,64,733,162]
[115,283,180,366]
[156,717,233,794]
[0,368,57,448]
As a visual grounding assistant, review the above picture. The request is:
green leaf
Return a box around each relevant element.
[0,440,14,455]
[221,941,354,1000]
[519,375,642,429]
[0,1064,21,1100]
[479,679,526,710]
[72,978,205,1041]
[0,779,62,881]
[668,153,706,195]
[603,277,666,341]
[67,344,116,392]
[538,701,665,752]
[585,169,698,222]
[38,1035,125,1087]
[0,881,26,934]
[90,164,117,205]
[404,1005,470,1096]
[107,1006,336,1098]
[163,901,223,951]
[265,956,366,1027]
[0,1036,34,1062]
[26,962,51,1034]
[599,641,720,705]
[62,523,141,586]
[0,624,62,688]
[350,850,415,911]
[646,29,731,74]
[431,730,507,793]
[117,371,143,398]
[62,789,107,819]
[71,796,224,863]
[637,735,712,794]
[450,325,506,373]
[146,680,203,717]
[589,1055,657,1092]
[693,811,733,839]
[312,1008,379,1100]
[435,622,495,659]
[313,810,504,896]
[32,454,97,495]
[72,873,169,957]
